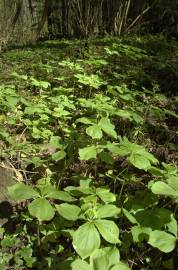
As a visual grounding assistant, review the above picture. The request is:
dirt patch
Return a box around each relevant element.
[0,165,16,225]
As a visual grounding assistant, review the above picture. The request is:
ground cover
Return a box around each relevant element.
[0,35,178,269]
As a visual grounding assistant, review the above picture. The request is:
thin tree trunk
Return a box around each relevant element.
[12,0,23,28]
[36,0,49,38]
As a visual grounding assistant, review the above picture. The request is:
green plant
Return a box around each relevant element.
[0,36,178,269]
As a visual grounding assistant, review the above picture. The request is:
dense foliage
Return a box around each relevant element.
[0,35,177,269]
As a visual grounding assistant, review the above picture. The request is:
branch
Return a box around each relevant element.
[125,0,158,33]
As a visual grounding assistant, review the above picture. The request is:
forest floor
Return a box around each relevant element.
[0,35,178,270]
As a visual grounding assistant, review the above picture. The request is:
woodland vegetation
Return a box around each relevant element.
[0,1,178,270]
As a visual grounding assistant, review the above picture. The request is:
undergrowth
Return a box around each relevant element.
[0,35,178,270]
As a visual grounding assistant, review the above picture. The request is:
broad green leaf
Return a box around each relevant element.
[80,178,92,187]
[1,236,15,248]
[47,190,75,202]
[75,74,105,89]
[76,117,95,125]
[167,176,178,191]
[56,203,81,220]
[128,153,151,171]
[65,186,93,196]
[148,230,176,253]
[96,205,120,219]
[71,259,92,270]
[99,151,114,164]
[166,214,177,237]
[73,222,100,258]
[38,184,59,196]
[122,209,138,224]
[49,136,62,149]
[52,150,66,161]
[30,78,50,89]
[39,81,50,89]
[99,117,117,138]
[111,262,131,270]
[96,188,116,203]
[141,150,158,165]
[102,247,120,268]
[59,258,73,270]
[8,183,39,201]
[163,163,177,175]
[149,167,164,176]
[108,138,158,170]
[132,112,144,123]
[107,143,129,156]
[131,226,152,242]
[6,96,19,108]
[28,198,55,221]
[128,149,158,171]
[94,219,119,244]
[79,146,97,160]
[115,109,132,120]
[90,249,109,270]
[151,181,178,197]
[134,208,172,230]
[86,125,103,139]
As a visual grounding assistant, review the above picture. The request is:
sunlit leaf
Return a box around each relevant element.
[73,222,100,258]
[79,146,97,160]
[8,183,39,201]
[28,198,55,221]
[56,203,81,220]
[148,230,176,253]
[94,219,120,244]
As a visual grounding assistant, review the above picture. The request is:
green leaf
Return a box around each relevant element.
[90,249,109,270]
[71,259,92,270]
[86,125,103,139]
[128,153,151,171]
[96,188,116,203]
[166,214,177,237]
[134,208,172,230]
[99,117,117,138]
[30,78,50,89]
[96,205,121,219]
[103,247,120,268]
[108,138,158,170]
[107,143,129,156]
[94,219,120,244]
[141,150,158,165]
[131,226,152,242]
[93,247,120,269]
[76,117,96,125]
[1,236,15,248]
[122,208,138,224]
[28,198,55,221]
[148,230,176,253]
[167,176,178,191]
[111,262,131,270]
[151,181,178,197]
[6,96,19,108]
[79,146,97,160]
[128,148,158,171]
[8,183,39,201]
[52,150,66,161]
[47,190,75,202]
[56,203,81,220]
[49,136,62,149]
[149,167,164,176]
[73,222,100,258]
[99,151,114,164]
